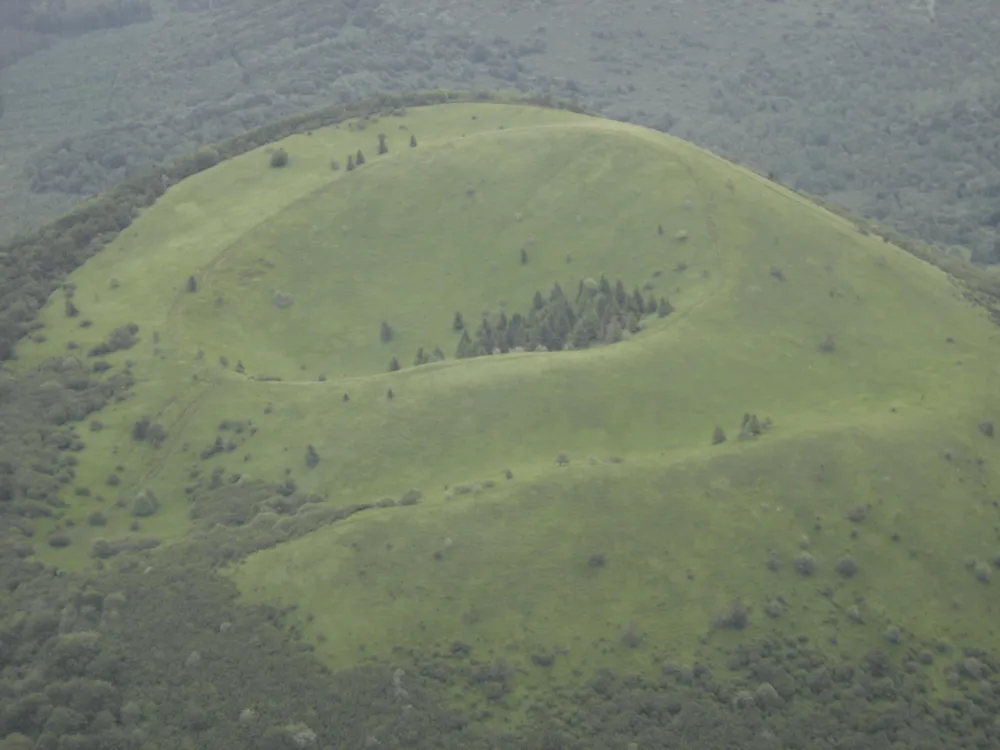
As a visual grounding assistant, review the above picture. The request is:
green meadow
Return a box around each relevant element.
[15,101,1000,717]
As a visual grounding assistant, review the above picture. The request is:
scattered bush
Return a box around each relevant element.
[399,489,422,506]
[835,555,858,578]
[272,291,294,309]
[130,490,159,517]
[269,148,288,168]
[131,417,167,447]
[794,552,817,577]
[47,532,72,548]
[87,323,140,356]
[186,275,198,293]
[620,620,643,648]
[713,600,749,630]
[305,445,319,469]
[377,133,388,155]
[380,321,394,343]
[410,134,417,148]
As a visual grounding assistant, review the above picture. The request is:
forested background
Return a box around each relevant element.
[0,0,998,262]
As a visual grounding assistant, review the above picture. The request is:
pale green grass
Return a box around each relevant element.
[15,102,1000,717]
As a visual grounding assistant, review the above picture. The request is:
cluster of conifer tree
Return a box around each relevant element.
[453,276,673,358]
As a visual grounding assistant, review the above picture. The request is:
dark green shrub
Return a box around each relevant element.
[47,533,72,548]
[269,148,289,168]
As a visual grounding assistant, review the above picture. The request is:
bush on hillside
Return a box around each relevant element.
[269,149,288,168]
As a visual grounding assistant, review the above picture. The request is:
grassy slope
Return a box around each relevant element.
[16,102,1000,717]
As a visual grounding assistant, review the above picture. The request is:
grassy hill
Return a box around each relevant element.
[14,101,1000,721]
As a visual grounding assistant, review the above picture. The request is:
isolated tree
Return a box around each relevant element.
[414,347,427,366]
[456,329,473,358]
[186,275,198,293]
[452,311,465,331]
[657,297,674,318]
[410,134,417,148]
[378,133,388,155]
[346,154,355,171]
[356,149,366,166]
[388,356,400,372]
[520,247,528,265]
[64,299,79,317]
[380,321,394,343]
[305,444,319,469]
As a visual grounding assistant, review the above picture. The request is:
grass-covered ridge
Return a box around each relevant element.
[14,100,1000,720]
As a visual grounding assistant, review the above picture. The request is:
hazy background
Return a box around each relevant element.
[0,0,998,262]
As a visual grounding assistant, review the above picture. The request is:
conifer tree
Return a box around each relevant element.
[456,329,473,358]
[453,311,465,331]
[615,279,628,309]
[631,287,645,315]
[410,134,417,147]
[377,133,388,155]
[356,149,366,166]
[657,297,674,318]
